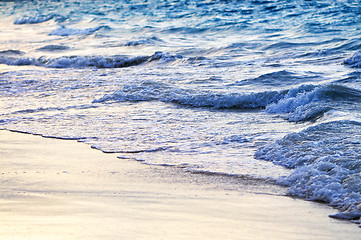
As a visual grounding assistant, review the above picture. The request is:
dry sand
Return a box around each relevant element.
[0,130,359,240]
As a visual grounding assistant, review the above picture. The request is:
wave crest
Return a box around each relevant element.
[92,80,286,109]
[94,83,361,122]
[0,52,182,69]
[266,84,361,122]
[14,14,56,24]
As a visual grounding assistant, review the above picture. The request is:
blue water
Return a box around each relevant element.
[1,0,361,225]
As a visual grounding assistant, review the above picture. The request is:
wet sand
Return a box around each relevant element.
[0,130,359,240]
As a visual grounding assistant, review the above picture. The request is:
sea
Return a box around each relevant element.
[0,0,360,226]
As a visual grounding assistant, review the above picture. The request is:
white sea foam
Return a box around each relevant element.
[256,121,361,222]
[265,85,319,114]
[344,50,361,68]
[266,84,361,122]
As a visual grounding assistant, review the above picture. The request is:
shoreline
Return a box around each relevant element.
[0,130,359,239]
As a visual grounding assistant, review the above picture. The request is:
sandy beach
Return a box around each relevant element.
[0,130,359,240]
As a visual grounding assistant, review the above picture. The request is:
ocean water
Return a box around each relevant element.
[0,0,361,226]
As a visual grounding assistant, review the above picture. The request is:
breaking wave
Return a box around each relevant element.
[265,84,361,122]
[0,51,182,69]
[94,83,361,122]
[255,120,361,223]
[92,81,286,109]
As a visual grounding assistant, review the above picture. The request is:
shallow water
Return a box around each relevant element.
[0,0,361,225]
